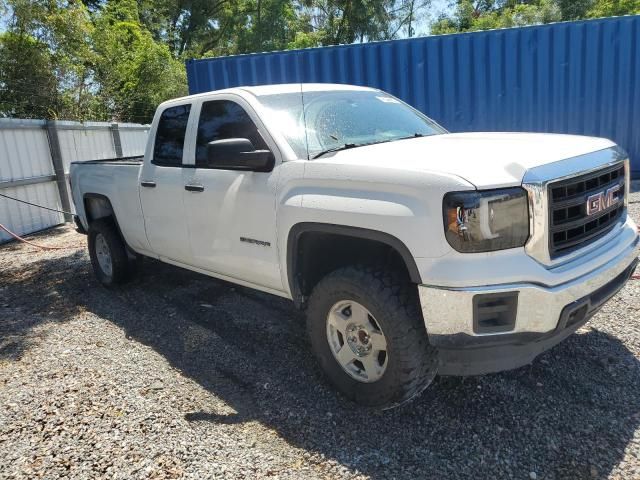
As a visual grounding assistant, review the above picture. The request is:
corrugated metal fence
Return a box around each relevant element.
[0,119,149,243]
[187,15,640,177]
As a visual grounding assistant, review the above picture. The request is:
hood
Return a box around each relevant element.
[316,132,615,189]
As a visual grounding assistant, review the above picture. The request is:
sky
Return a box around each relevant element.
[0,13,7,33]
[417,0,452,36]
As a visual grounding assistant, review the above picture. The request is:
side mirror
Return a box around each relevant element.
[206,138,274,172]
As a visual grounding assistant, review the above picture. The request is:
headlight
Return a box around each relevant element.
[443,188,530,253]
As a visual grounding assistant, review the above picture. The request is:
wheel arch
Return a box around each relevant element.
[83,193,115,223]
[83,193,130,249]
[286,222,422,308]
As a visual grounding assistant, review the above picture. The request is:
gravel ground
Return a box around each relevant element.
[1,186,639,480]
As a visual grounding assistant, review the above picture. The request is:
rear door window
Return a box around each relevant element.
[153,104,191,166]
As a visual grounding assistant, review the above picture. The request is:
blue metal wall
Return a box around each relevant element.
[187,16,640,176]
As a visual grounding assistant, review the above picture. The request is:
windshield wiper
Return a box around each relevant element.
[396,132,425,141]
[367,132,426,147]
[312,143,358,159]
[311,133,426,159]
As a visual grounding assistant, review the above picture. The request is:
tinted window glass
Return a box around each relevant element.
[196,100,267,166]
[153,104,191,165]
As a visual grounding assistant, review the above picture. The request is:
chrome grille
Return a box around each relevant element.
[548,163,625,257]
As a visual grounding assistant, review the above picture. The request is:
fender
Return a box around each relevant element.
[286,222,422,304]
[82,193,133,252]
[83,193,114,222]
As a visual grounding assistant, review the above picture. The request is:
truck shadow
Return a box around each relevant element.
[3,245,640,479]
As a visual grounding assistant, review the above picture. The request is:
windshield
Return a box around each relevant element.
[256,89,447,159]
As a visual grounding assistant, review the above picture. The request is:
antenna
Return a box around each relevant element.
[300,83,311,160]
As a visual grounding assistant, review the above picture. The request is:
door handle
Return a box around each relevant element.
[185,184,205,192]
[141,181,156,188]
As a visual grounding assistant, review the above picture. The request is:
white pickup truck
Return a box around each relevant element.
[70,83,639,408]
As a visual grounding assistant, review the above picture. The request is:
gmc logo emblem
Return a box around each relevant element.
[586,185,621,216]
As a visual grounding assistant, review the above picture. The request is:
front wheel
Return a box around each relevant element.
[306,265,439,409]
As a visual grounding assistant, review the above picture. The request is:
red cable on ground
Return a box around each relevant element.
[0,223,78,251]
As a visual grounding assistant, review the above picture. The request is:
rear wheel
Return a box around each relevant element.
[88,218,135,287]
[306,265,439,409]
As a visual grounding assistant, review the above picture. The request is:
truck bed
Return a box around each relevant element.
[70,156,149,252]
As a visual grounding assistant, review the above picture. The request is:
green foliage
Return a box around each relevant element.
[556,0,593,20]
[588,0,640,17]
[431,0,640,35]
[0,0,97,119]
[197,0,302,56]
[0,32,58,118]
[92,0,187,121]
[431,0,561,34]
[280,0,433,48]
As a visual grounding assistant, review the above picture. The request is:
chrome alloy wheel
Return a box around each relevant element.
[326,300,389,383]
[95,233,113,277]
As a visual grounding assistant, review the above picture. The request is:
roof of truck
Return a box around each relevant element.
[239,83,376,96]
[160,83,377,108]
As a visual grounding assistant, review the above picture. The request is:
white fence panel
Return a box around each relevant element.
[0,119,52,181]
[0,119,63,243]
[55,121,117,215]
[119,124,149,157]
[56,121,118,175]
[1,118,149,243]
[0,183,63,242]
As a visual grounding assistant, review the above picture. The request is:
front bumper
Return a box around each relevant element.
[418,233,639,376]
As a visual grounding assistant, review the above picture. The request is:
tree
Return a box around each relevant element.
[0,32,59,118]
[588,0,640,17]
[288,0,432,47]
[556,0,593,20]
[395,0,433,37]
[92,0,187,122]
[431,0,561,34]
[134,0,232,57]
[0,0,96,119]
[430,0,640,35]
[229,0,300,54]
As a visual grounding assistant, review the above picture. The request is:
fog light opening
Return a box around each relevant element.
[473,292,518,334]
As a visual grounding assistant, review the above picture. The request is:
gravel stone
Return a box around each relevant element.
[0,184,639,479]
